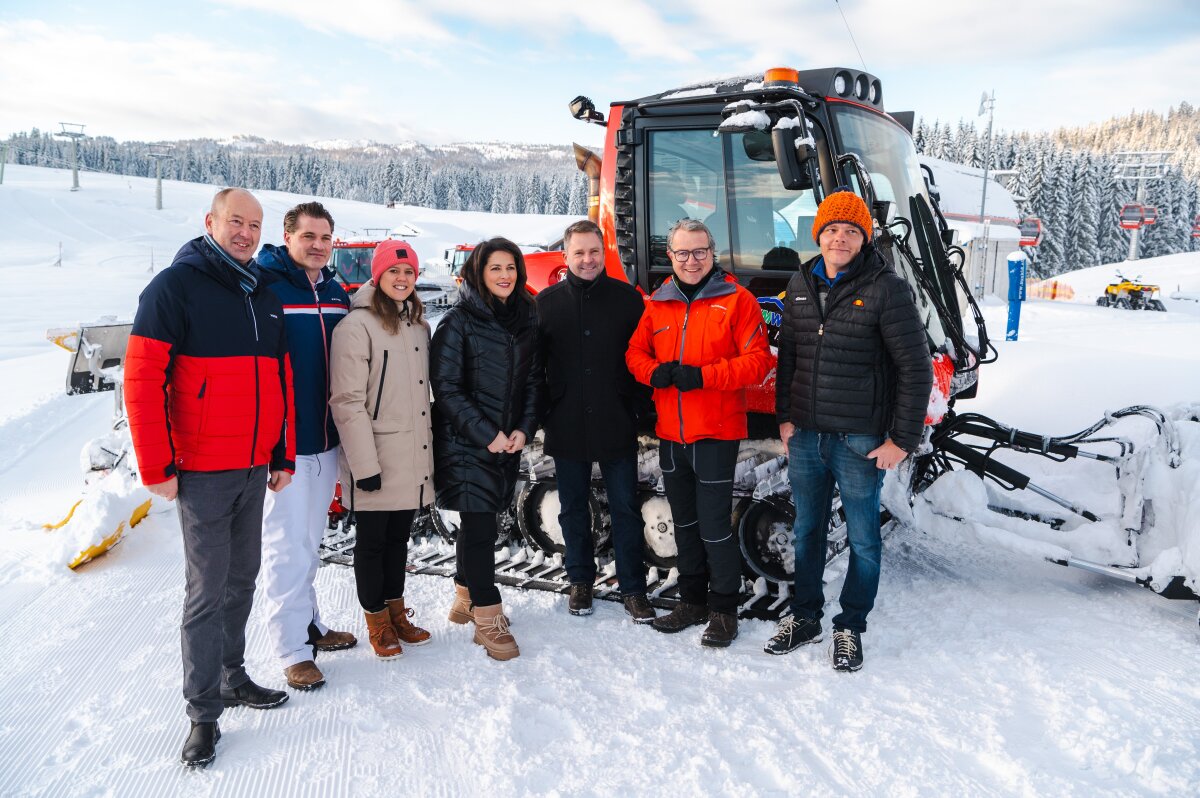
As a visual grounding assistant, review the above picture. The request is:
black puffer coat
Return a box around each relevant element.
[430,284,541,512]
[775,246,932,452]
[536,272,647,463]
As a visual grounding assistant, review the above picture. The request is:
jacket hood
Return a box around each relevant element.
[350,281,376,310]
[258,243,337,289]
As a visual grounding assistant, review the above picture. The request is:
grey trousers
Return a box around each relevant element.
[176,466,268,722]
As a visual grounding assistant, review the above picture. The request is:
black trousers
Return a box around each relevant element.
[353,509,415,613]
[660,438,744,614]
[455,511,503,607]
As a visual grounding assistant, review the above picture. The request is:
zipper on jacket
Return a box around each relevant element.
[807,270,826,431]
[502,332,514,434]
[198,379,206,399]
[313,282,331,451]
[676,303,692,444]
[249,296,261,466]
[373,350,390,421]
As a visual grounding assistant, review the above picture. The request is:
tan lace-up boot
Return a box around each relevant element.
[448,582,474,625]
[386,598,431,646]
[472,603,519,661]
[364,609,403,659]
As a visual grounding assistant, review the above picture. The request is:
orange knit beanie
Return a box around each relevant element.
[811,190,873,243]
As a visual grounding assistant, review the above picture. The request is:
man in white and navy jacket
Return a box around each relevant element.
[258,202,355,691]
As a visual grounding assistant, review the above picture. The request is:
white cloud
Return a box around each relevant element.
[0,20,425,143]
[211,0,455,43]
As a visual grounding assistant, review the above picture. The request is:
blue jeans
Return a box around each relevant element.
[555,454,647,596]
[787,429,885,633]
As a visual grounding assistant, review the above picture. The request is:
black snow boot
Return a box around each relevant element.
[221,679,289,709]
[568,583,594,616]
[180,721,220,768]
[763,615,823,655]
[622,593,657,624]
[831,628,864,672]
[651,601,709,633]
[700,611,738,648]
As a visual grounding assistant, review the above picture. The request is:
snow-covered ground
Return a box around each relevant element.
[1,166,1198,796]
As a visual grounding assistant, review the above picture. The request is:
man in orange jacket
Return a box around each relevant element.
[627,218,772,647]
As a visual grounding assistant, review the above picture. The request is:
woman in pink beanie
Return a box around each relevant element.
[328,240,435,659]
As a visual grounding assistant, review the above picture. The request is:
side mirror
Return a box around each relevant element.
[772,123,814,191]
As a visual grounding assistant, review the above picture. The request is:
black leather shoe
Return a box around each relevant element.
[180,721,220,768]
[221,680,289,709]
[568,583,594,616]
[622,593,657,624]
[650,601,709,633]
[700,611,738,648]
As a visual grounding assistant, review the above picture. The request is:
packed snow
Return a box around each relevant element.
[1,165,1198,796]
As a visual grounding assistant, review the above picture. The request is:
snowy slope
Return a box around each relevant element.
[0,166,1198,797]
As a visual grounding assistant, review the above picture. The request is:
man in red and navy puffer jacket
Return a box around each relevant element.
[125,187,296,768]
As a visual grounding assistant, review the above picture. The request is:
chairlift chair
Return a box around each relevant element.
[1118,204,1144,230]
[1018,217,1043,247]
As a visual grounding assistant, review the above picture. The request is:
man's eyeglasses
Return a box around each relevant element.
[670,247,711,263]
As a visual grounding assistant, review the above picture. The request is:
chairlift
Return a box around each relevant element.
[1119,204,1144,230]
[1192,214,1200,238]
[1142,206,1158,226]
[1018,217,1043,247]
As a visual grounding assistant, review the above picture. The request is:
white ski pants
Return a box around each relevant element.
[261,447,339,668]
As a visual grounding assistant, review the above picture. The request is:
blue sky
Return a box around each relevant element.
[2,1,1198,147]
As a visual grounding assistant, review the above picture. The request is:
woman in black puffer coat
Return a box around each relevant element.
[430,237,540,661]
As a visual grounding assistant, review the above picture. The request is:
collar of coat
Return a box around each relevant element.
[457,281,537,329]
[651,268,737,304]
[258,243,336,290]
[801,246,884,294]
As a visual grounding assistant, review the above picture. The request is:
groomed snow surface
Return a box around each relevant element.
[1,166,1199,797]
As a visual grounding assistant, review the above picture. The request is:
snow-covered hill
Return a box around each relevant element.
[0,166,1198,796]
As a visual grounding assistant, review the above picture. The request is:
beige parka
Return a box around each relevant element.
[328,283,434,512]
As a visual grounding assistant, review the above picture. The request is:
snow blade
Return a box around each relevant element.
[918,402,1200,604]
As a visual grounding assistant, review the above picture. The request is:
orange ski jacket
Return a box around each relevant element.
[626,270,772,444]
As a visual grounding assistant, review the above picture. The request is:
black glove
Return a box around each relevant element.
[672,364,704,392]
[355,473,382,492]
[650,361,678,388]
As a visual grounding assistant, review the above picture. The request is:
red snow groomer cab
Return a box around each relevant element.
[565,66,983,421]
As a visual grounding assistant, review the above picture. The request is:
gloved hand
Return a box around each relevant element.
[355,473,382,492]
[672,364,704,392]
[650,361,678,388]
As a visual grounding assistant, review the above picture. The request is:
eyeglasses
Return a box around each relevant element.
[670,247,711,262]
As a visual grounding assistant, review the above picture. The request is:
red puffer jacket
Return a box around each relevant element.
[627,270,772,444]
[125,237,296,485]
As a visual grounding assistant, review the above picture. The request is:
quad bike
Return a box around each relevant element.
[1096,273,1167,311]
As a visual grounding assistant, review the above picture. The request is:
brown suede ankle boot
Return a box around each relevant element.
[448,582,474,625]
[472,603,519,661]
[386,597,431,646]
[363,609,403,659]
